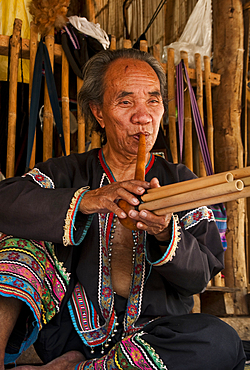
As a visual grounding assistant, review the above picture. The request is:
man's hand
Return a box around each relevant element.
[78,180,151,219]
[128,177,173,242]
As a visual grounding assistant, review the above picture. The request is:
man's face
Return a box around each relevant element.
[91,58,164,157]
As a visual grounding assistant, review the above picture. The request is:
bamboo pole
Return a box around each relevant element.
[204,55,214,172]
[140,40,148,52]
[123,39,132,49]
[153,44,160,62]
[181,51,193,171]
[77,77,85,153]
[28,22,38,169]
[61,49,70,156]
[195,53,206,177]
[43,28,54,162]
[110,35,116,50]
[139,180,244,212]
[167,48,178,163]
[6,18,22,178]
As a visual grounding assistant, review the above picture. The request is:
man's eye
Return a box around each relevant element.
[119,100,130,105]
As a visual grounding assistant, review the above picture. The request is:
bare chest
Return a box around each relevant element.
[110,219,136,298]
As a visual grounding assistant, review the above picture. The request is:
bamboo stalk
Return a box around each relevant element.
[167,48,178,163]
[195,53,206,177]
[61,48,70,155]
[140,40,148,52]
[77,77,85,153]
[142,171,234,203]
[181,51,193,171]
[110,35,116,50]
[28,22,38,169]
[204,55,214,172]
[123,39,132,49]
[153,44,160,62]
[153,186,250,216]
[43,28,54,162]
[6,18,22,178]
[139,180,244,212]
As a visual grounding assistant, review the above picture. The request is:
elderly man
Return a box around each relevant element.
[0,48,245,370]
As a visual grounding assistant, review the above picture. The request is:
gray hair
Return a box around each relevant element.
[78,48,167,143]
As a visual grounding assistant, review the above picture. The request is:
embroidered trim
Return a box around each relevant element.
[146,215,181,267]
[63,187,91,246]
[76,332,168,370]
[24,168,55,189]
[180,206,214,230]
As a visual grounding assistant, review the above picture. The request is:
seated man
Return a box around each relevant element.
[0,48,245,370]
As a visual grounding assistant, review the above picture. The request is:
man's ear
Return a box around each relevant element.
[89,103,105,128]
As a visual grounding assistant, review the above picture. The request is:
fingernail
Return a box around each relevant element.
[141,211,147,217]
[129,210,137,217]
[132,197,139,204]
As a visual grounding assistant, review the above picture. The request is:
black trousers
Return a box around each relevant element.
[34,295,246,370]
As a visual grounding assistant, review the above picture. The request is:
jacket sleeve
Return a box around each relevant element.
[0,156,93,245]
[145,206,224,297]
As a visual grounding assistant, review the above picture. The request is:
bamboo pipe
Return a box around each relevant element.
[43,28,54,162]
[139,180,244,212]
[153,185,250,216]
[145,165,250,198]
[118,134,146,230]
[181,51,193,171]
[142,172,234,202]
[77,77,85,153]
[167,48,178,163]
[28,22,38,169]
[61,48,70,155]
[6,18,22,178]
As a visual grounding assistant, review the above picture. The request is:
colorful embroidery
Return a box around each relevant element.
[0,234,69,329]
[74,332,167,370]
[24,168,55,189]
[180,206,214,230]
[146,215,181,267]
[63,187,92,246]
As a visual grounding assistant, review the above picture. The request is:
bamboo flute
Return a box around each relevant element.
[43,28,54,162]
[152,186,250,216]
[139,180,244,212]
[118,134,146,230]
[61,49,70,155]
[6,19,22,178]
[142,171,234,202]
[77,77,85,153]
[167,48,178,163]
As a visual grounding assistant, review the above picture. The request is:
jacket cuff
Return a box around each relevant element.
[63,187,93,246]
[146,215,181,266]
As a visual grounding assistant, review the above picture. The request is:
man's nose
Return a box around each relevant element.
[131,105,152,125]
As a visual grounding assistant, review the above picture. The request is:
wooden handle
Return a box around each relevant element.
[118,134,146,230]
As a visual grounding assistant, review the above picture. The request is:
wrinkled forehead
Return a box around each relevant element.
[103,58,160,91]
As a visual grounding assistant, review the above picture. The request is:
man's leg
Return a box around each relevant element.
[0,296,23,370]
[8,351,86,370]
